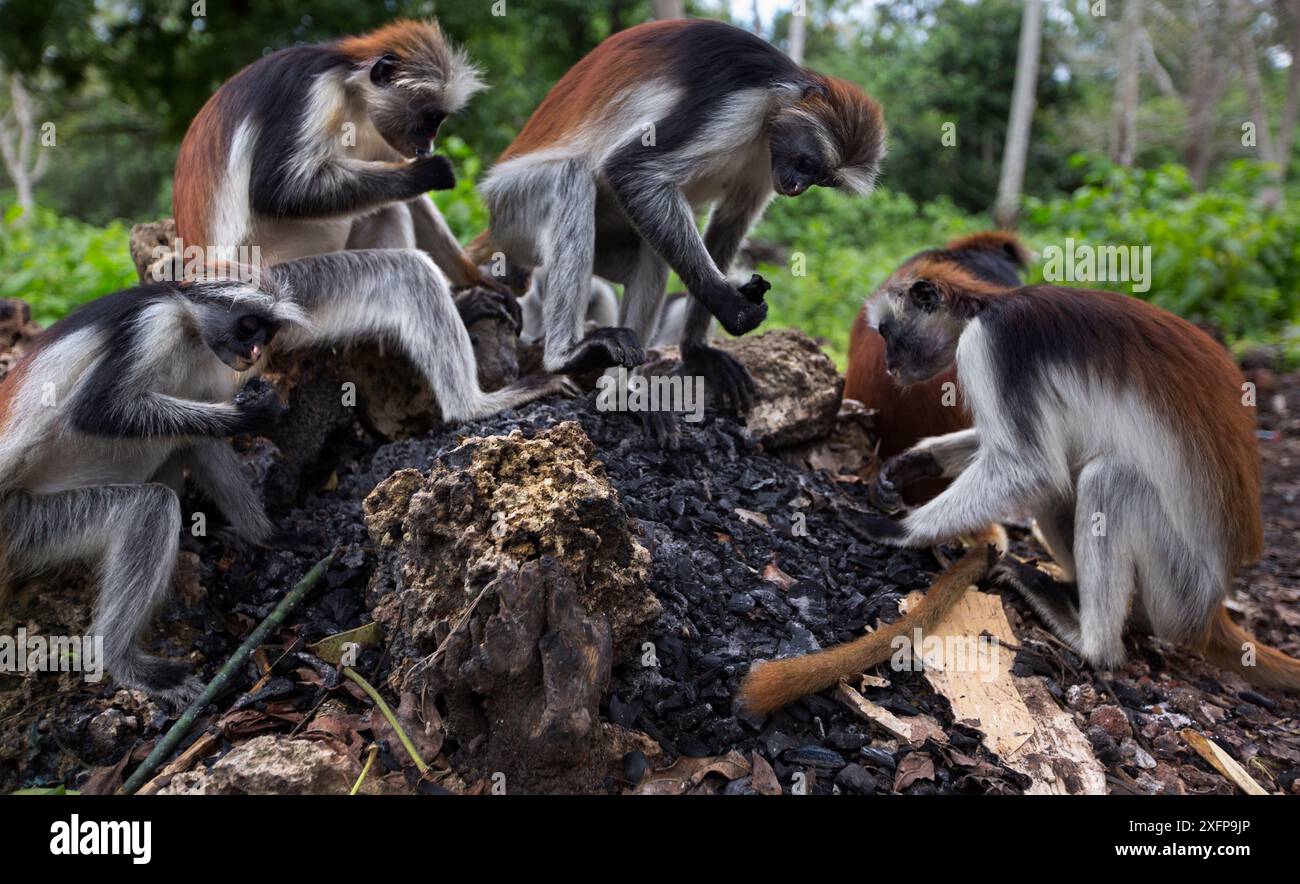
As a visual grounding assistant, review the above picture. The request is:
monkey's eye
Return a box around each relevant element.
[235,316,262,340]
[370,54,399,86]
[909,281,942,312]
[795,156,819,175]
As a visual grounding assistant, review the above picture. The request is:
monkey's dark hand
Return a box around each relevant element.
[454,285,521,332]
[700,279,769,336]
[872,449,943,513]
[737,273,772,305]
[642,411,682,451]
[410,154,456,192]
[683,344,757,415]
[854,512,908,546]
[231,392,287,436]
[558,327,646,374]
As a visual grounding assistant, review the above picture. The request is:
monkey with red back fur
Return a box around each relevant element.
[861,264,1298,690]
[741,261,1298,715]
[845,231,1029,502]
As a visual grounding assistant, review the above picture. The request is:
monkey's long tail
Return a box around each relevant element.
[736,544,997,715]
[1197,606,1300,692]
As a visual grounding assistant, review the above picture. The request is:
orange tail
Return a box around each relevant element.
[1198,606,1300,692]
[737,545,996,714]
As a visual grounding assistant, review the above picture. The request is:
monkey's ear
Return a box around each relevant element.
[369,54,399,86]
[802,82,829,101]
[908,280,942,313]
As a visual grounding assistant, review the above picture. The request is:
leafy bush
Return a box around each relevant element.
[5,151,1296,370]
[1021,156,1300,364]
[0,204,137,326]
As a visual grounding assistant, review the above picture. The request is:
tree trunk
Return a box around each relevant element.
[992,0,1043,228]
[789,4,807,65]
[1111,0,1143,167]
[0,72,48,217]
[1181,1,1231,188]
[651,0,684,19]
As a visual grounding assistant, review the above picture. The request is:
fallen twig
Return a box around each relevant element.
[118,554,335,795]
[342,666,429,776]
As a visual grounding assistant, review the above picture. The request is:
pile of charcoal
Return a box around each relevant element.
[182,392,1019,795]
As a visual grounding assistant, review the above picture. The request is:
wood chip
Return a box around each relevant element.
[835,682,947,745]
[898,585,1105,794]
[1181,729,1269,795]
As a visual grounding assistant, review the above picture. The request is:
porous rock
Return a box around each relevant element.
[0,298,41,382]
[363,421,661,791]
[157,734,393,795]
[649,328,843,449]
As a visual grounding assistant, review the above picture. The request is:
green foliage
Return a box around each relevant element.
[757,154,1300,369]
[430,135,490,235]
[1022,156,1300,364]
[0,204,137,325]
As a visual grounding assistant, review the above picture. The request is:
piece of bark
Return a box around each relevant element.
[897,584,1106,794]
[836,682,948,746]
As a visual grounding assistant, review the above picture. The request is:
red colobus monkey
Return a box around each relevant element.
[476,18,884,431]
[0,250,568,704]
[173,19,502,301]
[741,268,1299,714]
[844,232,1029,496]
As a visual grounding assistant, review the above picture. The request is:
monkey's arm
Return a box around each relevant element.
[252,156,455,221]
[185,439,274,543]
[407,195,492,289]
[863,444,1046,547]
[71,362,279,439]
[676,184,776,413]
[605,171,767,337]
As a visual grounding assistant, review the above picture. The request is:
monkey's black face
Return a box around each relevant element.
[206,314,281,372]
[873,285,963,386]
[770,127,837,197]
[368,55,450,159]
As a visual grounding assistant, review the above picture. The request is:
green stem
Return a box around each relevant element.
[119,554,335,795]
[342,666,429,775]
[350,744,380,796]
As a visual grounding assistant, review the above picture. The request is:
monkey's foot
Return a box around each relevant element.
[115,655,204,712]
[454,285,521,332]
[683,345,756,415]
[853,512,908,545]
[641,411,682,451]
[991,557,1084,646]
[873,450,943,512]
[556,327,645,374]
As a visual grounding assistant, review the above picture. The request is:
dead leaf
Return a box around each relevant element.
[762,559,795,591]
[735,508,770,528]
[632,751,752,795]
[750,752,783,795]
[308,622,383,665]
[893,752,935,792]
